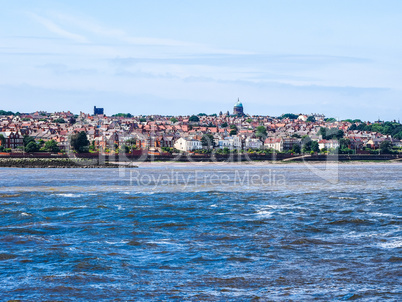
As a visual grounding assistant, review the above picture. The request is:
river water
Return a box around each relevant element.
[0,163,401,301]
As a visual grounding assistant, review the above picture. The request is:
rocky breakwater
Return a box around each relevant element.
[0,158,138,168]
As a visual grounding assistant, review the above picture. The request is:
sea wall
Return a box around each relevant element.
[0,158,132,168]
[0,152,400,164]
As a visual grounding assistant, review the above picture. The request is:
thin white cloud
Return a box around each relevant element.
[28,12,88,43]
[52,12,252,55]
[52,12,194,47]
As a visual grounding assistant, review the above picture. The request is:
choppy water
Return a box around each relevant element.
[0,163,401,301]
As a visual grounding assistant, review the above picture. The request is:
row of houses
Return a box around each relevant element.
[1,111,401,153]
[172,136,353,152]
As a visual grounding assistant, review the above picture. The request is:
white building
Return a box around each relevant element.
[218,136,242,150]
[264,137,282,151]
[392,139,402,148]
[297,114,308,122]
[318,139,340,150]
[174,137,202,152]
[245,137,263,149]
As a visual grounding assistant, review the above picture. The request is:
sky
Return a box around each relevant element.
[0,0,401,121]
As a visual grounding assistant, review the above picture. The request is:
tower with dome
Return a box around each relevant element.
[233,98,245,116]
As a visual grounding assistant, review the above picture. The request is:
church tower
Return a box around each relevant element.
[233,98,244,116]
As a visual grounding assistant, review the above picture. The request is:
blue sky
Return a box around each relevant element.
[0,0,401,121]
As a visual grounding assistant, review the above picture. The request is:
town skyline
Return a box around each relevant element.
[1,100,401,155]
[0,102,400,123]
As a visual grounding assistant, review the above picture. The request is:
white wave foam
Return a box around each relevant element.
[329,196,357,200]
[255,210,273,218]
[56,193,82,198]
[378,240,402,249]
[371,212,399,218]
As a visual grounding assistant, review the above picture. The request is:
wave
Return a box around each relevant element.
[328,218,373,225]
[378,240,402,249]
[329,196,358,200]
[55,193,83,198]
[20,212,32,217]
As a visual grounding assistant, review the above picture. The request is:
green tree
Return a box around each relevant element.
[292,143,301,154]
[170,117,178,123]
[89,140,96,151]
[44,140,60,153]
[201,134,215,149]
[255,126,267,139]
[189,115,200,122]
[303,141,312,152]
[0,110,16,115]
[335,130,344,140]
[380,140,392,154]
[220,122,228,128]
[302,136,312,153]
[319,127,327,138]
[229,129,237,136]
[246,118,253,123]
[319,127,344,140]
[23,136,35,147]
[339,138,351,149]
[112,113,132,118]
[25,141,39,152]
[306,116,316,123]
[349,124,357,131]
[337,138,353,154]
[311,141,319,153]
[281,113,299,120]
[70,131,90,153]
[357,123,367,131]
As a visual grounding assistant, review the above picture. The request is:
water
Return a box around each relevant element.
[0,163,401,301]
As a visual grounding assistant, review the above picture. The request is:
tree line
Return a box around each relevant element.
[349,121,402,139]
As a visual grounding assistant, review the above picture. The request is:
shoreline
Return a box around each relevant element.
[0,157,399,168]
[134,159,400,167]
[0,158,138,168]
